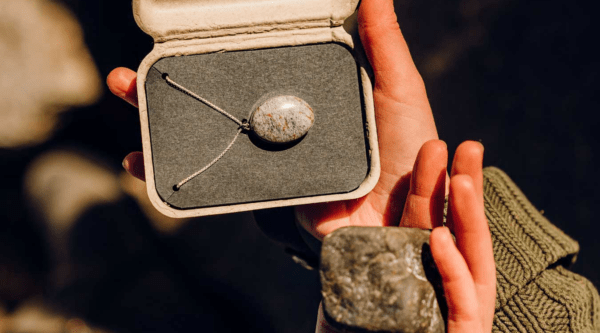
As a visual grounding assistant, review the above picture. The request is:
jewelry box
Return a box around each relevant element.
[134,0,380,217]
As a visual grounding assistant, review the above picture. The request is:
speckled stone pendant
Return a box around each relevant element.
[250,95,314,144]
[163,73,317,189]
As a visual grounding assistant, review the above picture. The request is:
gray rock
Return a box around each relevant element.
[320,227,446,333]
[250,95,314,144]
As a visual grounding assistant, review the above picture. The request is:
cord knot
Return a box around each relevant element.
[240,119,251,131]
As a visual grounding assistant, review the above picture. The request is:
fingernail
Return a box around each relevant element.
[122,158,128,170]
[443,226,458,242]
[436,226,455,242]
[478,141,485,152]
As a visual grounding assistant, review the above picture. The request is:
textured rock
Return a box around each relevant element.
[0,0,101,147]
[250,95,314,144]
[320,227,446,333]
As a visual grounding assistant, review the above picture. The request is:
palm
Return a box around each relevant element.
[294,0,443,239]
[297,83,439,239]
[296,143,431,240]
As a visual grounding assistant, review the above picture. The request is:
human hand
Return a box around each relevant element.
[304,0,496,328]
[295,0,442,239]
[316,140,496,333]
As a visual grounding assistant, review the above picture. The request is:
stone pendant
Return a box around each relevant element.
[250,95,315,144]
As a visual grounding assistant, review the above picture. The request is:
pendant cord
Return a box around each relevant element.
[161,73,250,190]
[174,128,243,191]
[164,74,249,130]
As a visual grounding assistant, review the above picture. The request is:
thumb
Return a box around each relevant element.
[358,0,428,108]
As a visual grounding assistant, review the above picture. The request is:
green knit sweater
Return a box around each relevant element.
[483,167,599,332]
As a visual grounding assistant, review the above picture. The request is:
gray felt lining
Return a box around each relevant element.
[145,43,369,209]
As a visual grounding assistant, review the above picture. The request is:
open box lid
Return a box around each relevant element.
[133,0,360,41]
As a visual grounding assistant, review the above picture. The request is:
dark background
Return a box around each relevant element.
[1,0,598,332]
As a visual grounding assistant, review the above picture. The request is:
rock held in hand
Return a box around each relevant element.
[320,227,446,333]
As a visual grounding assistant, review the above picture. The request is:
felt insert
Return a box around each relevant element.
[145,43,369,209]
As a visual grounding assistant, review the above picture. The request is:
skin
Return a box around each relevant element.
[106,0,496,331]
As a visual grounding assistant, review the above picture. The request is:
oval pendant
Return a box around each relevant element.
[250,95,315,144]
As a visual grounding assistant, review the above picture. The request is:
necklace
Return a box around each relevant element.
[161,72,315,190]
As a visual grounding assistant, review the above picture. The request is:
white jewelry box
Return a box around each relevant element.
[134,0,380,217]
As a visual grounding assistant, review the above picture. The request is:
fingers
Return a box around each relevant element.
[450,141,484,202]
[448,174,496,327]
[430,226,480,327]
[399,140,447,229]
[122,151,145,182]
[358,0,428,108]
[107,67,138,108]
[446,141,484,232]
[448,175,495,282]
[109,68,144,182]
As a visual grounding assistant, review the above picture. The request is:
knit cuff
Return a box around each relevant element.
[493,266,600,333]
[483,167,580,308]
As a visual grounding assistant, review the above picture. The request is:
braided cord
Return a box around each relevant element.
[174,128,243,190]
[164,74,245,128]
[162,74,250,190]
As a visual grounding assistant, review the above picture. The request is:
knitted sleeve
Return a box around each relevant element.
[483,167,600,332]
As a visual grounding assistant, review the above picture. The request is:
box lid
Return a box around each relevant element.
[133,0,360,41]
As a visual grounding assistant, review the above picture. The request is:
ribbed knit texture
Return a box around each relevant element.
[483,167,600,332]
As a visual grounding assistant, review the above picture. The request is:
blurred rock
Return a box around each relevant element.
[0,0,101,147]
[22,149,193,297]
[2,300,65,333]
[0,299,111,333]
[23,150,123,289]
[24,150,123,233]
